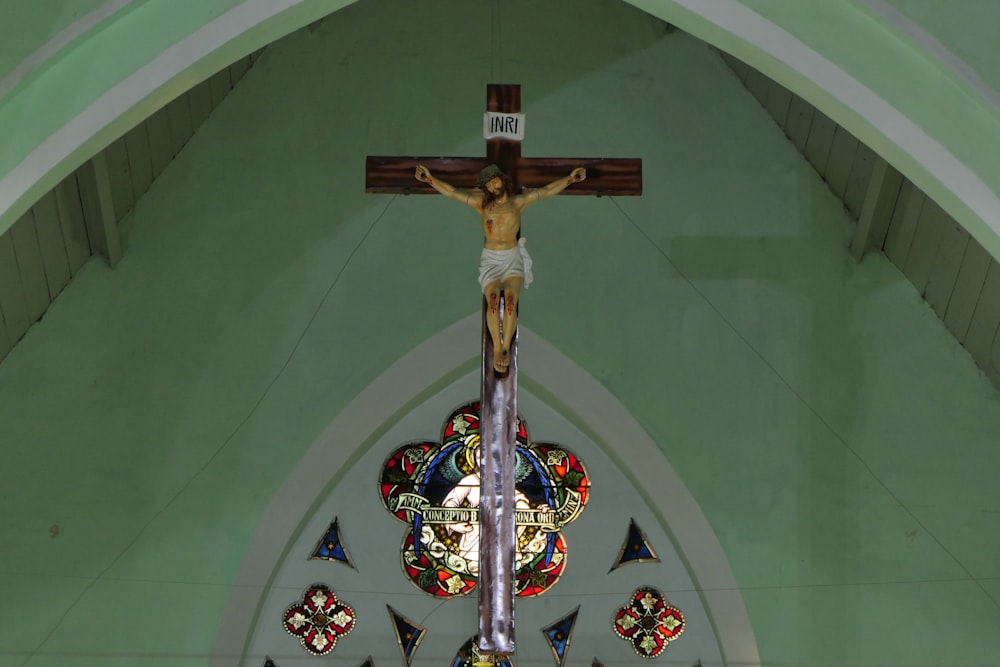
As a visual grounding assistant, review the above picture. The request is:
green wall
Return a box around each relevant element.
[1,1,999,665]
[3,0,1000,262]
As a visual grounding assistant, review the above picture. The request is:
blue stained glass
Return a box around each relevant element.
[387,605,426,667]
[610,518,659,571]
[541,606,579,667]
[451,636,514,667]
[311,517,355,568]
[379,400,590,598]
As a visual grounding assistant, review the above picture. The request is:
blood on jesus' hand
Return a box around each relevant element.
[415,165,432,183]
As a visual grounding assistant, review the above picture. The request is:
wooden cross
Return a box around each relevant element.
[366,84,642,656]
[366,84,642,196]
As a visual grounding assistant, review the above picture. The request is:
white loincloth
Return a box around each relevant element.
[478,237,533,289]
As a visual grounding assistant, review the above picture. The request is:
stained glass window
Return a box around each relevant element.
[281,584,356,656]
[540,606,579,667]
[451,635,514,667]
[387,605,427,667]
[310,517,355,567]
[378,400,590,598]
[609,518,660,571]
[612,587,685,659]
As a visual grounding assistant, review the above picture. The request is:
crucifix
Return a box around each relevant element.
[366,84,642,656]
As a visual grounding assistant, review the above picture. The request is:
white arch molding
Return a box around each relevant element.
[1,0,999,262]
[627,0,1000,261]
[210,313,761,666]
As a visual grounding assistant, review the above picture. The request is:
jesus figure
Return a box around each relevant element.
[415,163,587,372]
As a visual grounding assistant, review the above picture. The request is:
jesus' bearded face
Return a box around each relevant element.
[484,176,504,196]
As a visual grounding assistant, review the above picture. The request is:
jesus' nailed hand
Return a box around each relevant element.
[415,163,586,373]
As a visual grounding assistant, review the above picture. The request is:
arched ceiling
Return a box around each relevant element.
[1,0,999,262]
[2,3,998,663]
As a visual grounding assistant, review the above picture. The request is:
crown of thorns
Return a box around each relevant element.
[476,164,508,187]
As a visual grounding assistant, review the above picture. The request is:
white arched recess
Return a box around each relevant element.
[2,0,1000,263]
[627,0,1000,262]
[210,313,761,666]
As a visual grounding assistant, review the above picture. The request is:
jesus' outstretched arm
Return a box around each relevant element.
[415,164,481,210]
[519,167,587,208]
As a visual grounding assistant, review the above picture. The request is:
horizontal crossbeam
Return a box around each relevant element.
[366,156,642,196]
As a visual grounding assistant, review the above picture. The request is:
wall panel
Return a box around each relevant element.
[824,126,859,200]
[104,136,134,222]
[0,233,30,343]
[744,68,771,106]
[719,52,750,83]
[883,181,923,268]
[965,260,1000,364]
[784,93,814,153]
[209,68,234,108]
[230,55,253,83]
[54,174,91,275]
[31,191,71,299]
[188,79,214,129]
[125,123,154,202]
[903,197,947,294]
[991,323,1000,382]
[0,56,259,365]
[10,211,50,322]
[803,110,836,173]
[764,84,792,128]
[0,299,9,357]
[719,49,1000,389]
[944,240,991,342]
[146,106,173,180]
[167,93,194,157]
[924,217,969,320]
[843,143,876,218]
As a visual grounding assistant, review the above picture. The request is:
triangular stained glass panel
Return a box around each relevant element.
[387,605,426,667]
[358,656,375,667]
[540,606,579,667]
[451,635,515,667]
[609,518,660,571]
[310,517,355,568]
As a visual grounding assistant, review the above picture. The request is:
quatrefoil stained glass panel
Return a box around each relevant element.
[378,400,590,598]
[613,587,685,659]
[282,584,356,656]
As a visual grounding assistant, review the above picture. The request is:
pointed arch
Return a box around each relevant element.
[210,313,760,666]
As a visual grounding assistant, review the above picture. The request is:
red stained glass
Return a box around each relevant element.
[612,587,685,659]
[282,584,356,656]
[378,400,590,598]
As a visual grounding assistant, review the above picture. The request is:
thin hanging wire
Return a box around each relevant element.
[30,196,400,662]
[608,194,996,609]
[491,0,504,81]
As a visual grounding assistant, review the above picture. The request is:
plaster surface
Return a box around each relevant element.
[2,0,1000,268]
[1,1,998,665]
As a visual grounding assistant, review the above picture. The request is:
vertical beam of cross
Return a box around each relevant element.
[478,298,518,654]
[365,84,642,656]
[477,83,520,656]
